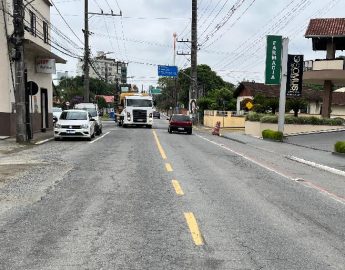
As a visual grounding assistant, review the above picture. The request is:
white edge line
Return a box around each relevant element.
[89,131,111,144]
[35,138,54,145]
[196,134,297,181]
[196,134,345,205]
[287,156,345,178]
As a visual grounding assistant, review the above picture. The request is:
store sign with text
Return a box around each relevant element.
[265,35,282,85]
[286,54,304,97]
[36,59,56,74]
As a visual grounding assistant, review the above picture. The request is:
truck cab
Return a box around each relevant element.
[120,95,154,128]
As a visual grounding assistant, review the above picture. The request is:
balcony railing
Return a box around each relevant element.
[304,59,345,71]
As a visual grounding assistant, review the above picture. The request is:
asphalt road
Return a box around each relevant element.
[0,119,345,269]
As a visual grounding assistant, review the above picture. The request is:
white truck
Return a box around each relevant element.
[119,94,154,128]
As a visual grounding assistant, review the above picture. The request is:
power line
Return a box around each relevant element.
[51,1,84,45]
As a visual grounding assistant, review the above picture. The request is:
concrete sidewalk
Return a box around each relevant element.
[0,131,54,157]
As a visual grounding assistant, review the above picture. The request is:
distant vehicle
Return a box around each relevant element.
[74,103,103,135]
[168,114,192,135]
[54,109,96,141]
[119,94,154,128]
[52,107,62,124]
[153,111,160,119]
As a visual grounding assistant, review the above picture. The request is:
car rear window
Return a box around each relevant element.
[172,115,190,121]
[60,111,87,120]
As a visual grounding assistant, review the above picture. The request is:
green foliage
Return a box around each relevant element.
[335,141,345,153]
[245,113,345,126]
[252,94,279,114]
[262,129,283,141]
[260,115,278,123]
[154,77,176,111]
[96,96,107,109]
[286,98,308,117]
[178,64,234,108]
[245,112,265,122]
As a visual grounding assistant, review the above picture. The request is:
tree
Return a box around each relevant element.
[96,96,107,110]
[178,64,234,108]
[286,98,308,117]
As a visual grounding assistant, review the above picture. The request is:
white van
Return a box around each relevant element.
[74,103,103,135]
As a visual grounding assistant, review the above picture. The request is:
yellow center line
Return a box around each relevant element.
[184,212,204,246]
[152,130,167,160]
[165,163,173,172]
[172,180,184,195]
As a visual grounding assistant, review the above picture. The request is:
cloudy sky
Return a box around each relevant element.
[52,0,345,88]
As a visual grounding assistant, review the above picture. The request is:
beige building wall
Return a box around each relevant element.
[0,0,16,113]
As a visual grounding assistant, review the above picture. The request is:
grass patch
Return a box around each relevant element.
[262,129,283,142]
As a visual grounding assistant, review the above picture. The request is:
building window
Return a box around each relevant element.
[30,10,36,36]
[43,21,48,43]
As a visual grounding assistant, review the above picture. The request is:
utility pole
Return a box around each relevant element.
[84,0,90,102]
[191,0,198,114]
[12,0,27,142]
[84,3,122,101]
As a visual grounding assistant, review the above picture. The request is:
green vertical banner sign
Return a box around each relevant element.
[265,35,282,85]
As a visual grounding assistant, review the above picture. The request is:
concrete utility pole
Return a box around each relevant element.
[278,38,289,133]
[12,0,27,142]
[84,0,90,102]
[190,0,198,114]
[84,4,122,101]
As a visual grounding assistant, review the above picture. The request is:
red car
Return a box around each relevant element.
[168,114,193,135]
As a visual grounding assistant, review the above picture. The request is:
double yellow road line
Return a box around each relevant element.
[153,130,204,246]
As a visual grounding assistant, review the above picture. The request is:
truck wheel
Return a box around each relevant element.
[147,125,152,129]
[123,124,127,128]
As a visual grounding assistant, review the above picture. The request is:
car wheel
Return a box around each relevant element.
[123,124,127,128]
[168,128,172,134]
[87,136,92,141]
[99,128,103,134]
[188,130,193,135]
[54,137,60,141]
[147,125,152,129]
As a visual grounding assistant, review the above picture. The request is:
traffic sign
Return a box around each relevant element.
[158,65,178,77]
[150,88,162,95]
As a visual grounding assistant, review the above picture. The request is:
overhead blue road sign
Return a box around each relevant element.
[158,65,178,77]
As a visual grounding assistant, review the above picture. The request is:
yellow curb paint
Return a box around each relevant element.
[172,180,184,195]
[184,212,204,246]
[165,163,173,172]
[153,130,167,160]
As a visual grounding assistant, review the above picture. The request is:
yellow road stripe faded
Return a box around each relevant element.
[184,212,204,246]
[172,180,184,195]
[165,163,173,172]
[153,130,167,160]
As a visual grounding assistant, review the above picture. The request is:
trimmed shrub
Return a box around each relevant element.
[260,115,278,123]
[335,141,345,153]
[262,129,283,142]
[245,112,264,122]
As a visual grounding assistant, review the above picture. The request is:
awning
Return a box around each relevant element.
[24,39,67,64]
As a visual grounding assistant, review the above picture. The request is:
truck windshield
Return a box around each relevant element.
[127,99,152,107]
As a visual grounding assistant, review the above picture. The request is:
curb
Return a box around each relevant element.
[285,128,345,137]
[332,152,345,158]
[34,137,54,145]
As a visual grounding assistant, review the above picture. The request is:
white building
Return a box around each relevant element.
[0,0,65,137]
[77,51,127,84]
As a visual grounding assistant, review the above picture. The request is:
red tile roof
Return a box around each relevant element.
[305,18,345,37]
[234,82,323,101]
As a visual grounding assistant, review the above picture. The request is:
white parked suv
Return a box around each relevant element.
[74,103,103,135]
[54,109,96,141]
